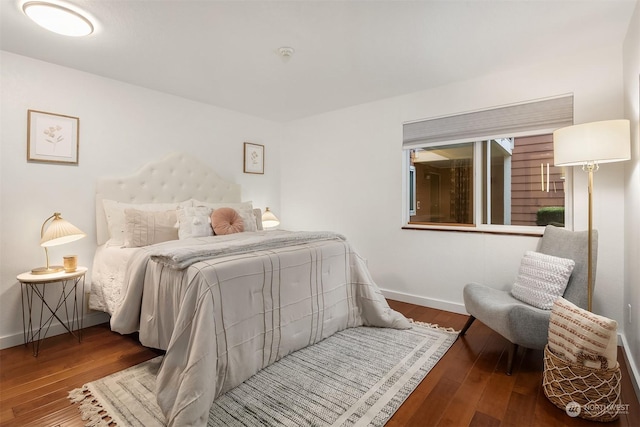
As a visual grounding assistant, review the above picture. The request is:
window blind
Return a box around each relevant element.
[403,94,573,149]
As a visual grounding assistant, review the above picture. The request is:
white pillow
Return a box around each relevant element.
[177,206,214,239]
[103,199,191,247]
[253,208,263,231]
[191,200,258,232]
[510,251,575,310]
[124,209,179,248]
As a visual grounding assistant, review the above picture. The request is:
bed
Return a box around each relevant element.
[89,152,411,426]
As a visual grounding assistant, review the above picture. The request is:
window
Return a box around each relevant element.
[403,95,573,231]
[408,134,565,227]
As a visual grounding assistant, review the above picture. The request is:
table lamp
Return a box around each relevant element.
[553,119,630,311]
[31,212,86,275]
[262,207,280,229]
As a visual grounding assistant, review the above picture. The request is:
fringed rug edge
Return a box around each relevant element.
[68,383,122,427]
[411,319,460,334]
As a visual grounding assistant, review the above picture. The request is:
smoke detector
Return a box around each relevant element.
[278,47,295,57]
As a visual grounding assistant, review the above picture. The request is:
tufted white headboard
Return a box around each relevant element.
[96,152,241,245]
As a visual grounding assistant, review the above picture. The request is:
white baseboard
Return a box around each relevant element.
[619,333,640,404]
[380,288,468,315]
[0,311,110,350]
[381,288,640,403]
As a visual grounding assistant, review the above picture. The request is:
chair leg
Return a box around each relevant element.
[459,315,475,336]
[506,342,518,376]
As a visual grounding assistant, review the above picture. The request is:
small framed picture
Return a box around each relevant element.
[243,142,264,174]
[27,110,79,165]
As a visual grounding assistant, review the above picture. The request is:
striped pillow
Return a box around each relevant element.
[510,251,575,310]
[548,297,618,369]
[124,209,178,247]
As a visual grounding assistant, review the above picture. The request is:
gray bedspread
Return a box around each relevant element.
[110,230,410,426]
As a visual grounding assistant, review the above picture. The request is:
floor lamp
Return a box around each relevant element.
[553,119,630,312]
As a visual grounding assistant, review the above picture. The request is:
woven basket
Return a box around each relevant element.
[542,345,622,422]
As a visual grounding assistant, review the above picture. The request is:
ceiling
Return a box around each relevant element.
[1,0,636,122]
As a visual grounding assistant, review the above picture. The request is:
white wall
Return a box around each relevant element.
[0,51,282,349]
[1,33,635,383]
[280,45,628,325]
[623,0,640,395]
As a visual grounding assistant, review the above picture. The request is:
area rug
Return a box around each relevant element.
[69,323,457,427]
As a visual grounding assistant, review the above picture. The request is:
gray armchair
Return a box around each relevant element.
[459,225,597,375]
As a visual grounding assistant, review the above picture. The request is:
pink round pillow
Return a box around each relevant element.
[211,207,245,235]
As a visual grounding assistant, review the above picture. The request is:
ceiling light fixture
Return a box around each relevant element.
[22,1,94,37]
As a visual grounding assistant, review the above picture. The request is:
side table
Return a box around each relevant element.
[17,267,87,356]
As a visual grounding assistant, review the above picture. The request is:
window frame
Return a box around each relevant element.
[402,129,574,236]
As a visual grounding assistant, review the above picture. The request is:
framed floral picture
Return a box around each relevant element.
[243,142,264,174]
[27,110,79,165]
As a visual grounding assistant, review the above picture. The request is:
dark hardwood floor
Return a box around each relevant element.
[0,300,638,426]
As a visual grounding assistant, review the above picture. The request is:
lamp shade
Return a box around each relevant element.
[262,207,280,228]
[40,213,86,247]
[553,119,630,166]
[32,212,85,274]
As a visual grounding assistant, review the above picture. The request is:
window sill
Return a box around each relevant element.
[402,223,545,237]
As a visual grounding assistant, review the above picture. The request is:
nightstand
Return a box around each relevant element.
[17,267,87,356]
